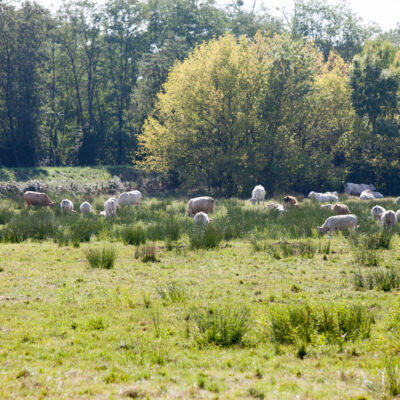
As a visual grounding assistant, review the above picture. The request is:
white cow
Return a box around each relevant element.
[380,210,396,228]
[187,197,214,218]
[317,214,357,234]
[60,199,74,213]
[360,190,375,200]
[371,205,386,220]
[104,197,117,218]
[345,183,376,196]
[250,185,266,205]
[117,190,142,206]
[193,212,210,225]
[308,191,339,202]
[80,201,92,215]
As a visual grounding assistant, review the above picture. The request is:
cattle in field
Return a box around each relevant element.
[187,197,214,218]
[318,214,357,234]
[24,191,55,208]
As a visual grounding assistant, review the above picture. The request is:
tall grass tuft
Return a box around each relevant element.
[135,244,158,262]
[193,304,250,347]
[352,267,400,291]
[384,358,400,397]
[86,246,117,269]
[157,282,186,303]
[269,303,374,346]
[189,224,223,249]
[121,224,147,245]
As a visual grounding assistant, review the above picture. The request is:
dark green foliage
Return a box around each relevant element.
[193,305,250,347]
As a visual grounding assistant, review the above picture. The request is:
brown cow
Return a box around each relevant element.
[333,203,350,215]
[283,195,298,211]
[24,191,55,208]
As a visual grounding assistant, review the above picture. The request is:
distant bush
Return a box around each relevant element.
[193,304,250,347]
[86,246,116,269]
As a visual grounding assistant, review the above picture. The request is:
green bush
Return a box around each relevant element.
[135,244,158,262]
[352,267,400,291]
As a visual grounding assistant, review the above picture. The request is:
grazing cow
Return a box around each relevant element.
[104,197,117,218]
[318,214,358,234]
[308,191,339,202]
[344,183,376,196]
[24,191,55,208]
[60,199,74,213]
[80,201,92,215]
[117,190,142,206]
[283,196,298,211]
[360,190,375,200]
[380,210,396,229]
[250,185,266,205]
[371,205,386,220]
[187,196,215,218]
[193,212,210,225]
[333,204,350,215]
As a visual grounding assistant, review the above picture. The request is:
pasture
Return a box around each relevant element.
[1,194,400,399]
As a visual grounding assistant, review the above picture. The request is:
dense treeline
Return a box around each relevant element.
[1,0,400,194]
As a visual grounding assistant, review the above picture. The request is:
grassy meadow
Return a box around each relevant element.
[1,193,400,399]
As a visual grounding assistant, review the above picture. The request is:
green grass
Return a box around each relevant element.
[1,196,400,398]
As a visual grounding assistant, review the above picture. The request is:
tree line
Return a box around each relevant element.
[1,0,400,194]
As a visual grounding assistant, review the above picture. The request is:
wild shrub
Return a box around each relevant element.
[135,244,158,262]
[193,304,250,347]
[189,224,223,249]
[121,224,147,245]
[269,303,374,346]
[86,246,116,269]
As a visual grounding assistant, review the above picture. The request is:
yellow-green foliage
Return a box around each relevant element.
[139,33,352,195]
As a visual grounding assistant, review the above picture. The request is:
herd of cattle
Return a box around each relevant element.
[20,182,400,236]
